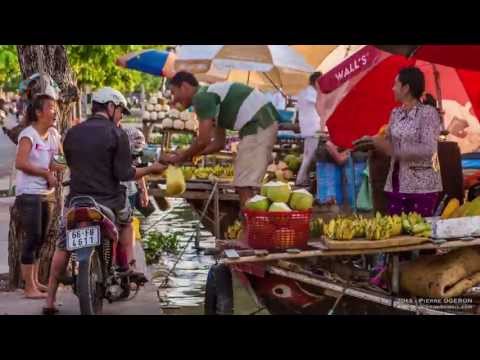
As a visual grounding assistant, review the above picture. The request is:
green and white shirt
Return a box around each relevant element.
[192,82,280,138]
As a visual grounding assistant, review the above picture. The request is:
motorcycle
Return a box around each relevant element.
[63,193,147,315]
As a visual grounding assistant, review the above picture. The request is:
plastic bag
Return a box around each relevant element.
[356,165,373,211]
[165,165,186,196]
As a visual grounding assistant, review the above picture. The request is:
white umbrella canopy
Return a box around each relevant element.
[175,45,315,96]
[291,45,338,68]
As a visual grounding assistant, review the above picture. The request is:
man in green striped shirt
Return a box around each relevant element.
[164,71,279,207]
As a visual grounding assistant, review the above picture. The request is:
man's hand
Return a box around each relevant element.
[161,151,185,165]
[150,162,167,175]
[139,189,149,208]
[46,172,58,189]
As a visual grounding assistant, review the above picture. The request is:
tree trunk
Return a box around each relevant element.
[8,45,78,289]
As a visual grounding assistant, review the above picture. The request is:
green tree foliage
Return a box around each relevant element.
[0,45,21,91]
[0,45,168,94]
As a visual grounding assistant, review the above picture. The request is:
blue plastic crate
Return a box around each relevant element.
[278,110,295,124]
[462,159,480,170]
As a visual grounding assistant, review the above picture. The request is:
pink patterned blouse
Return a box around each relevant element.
[384,103,443,194]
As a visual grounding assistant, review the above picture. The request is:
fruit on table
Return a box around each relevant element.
[282,170,294,181]
[269,202,292,212]
[226,220,242,240]
[323,212,430,241]
[162,117,173,129]
[441,198,460,219]
[310,218,324,237]
[173,119,185,130]
[194,168,211,179]
[390,215,403,236]
[181,166,195,181]
[463,196,480,217]
[245,195,270,211]
[289,189,314,211]
[261,181,292,203]
[284,154,302,172]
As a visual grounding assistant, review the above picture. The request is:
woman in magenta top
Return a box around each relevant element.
[371,66,443,217]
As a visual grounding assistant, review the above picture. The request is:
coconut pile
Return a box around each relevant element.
[246,182,314,212]
[142,92,199,132]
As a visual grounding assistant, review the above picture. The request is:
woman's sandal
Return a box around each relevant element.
[42,307,59,316]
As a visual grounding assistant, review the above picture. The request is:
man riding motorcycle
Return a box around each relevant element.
[44,87,166,314]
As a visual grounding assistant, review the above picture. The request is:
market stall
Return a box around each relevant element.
[200,164,480,315]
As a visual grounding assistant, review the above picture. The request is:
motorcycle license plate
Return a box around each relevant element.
[66,226,101,251]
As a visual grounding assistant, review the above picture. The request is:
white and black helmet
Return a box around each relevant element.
[19,72,60,102]
[124,127,146,156]
[92,87,130,115]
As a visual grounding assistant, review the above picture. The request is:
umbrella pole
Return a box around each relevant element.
[263,72,286,99]
[247,71,250,86]
[432,64,446,130]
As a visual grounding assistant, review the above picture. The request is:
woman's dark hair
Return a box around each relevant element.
[422,93,437,108]
[309,72,323,86]
[170,71,199,88]
[398,66,425,99]
[24,95,54,125]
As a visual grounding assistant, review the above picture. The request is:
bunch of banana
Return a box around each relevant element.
[391,215,403,236]
[194,167,211,180]
[181,166,196,181]
[323,217,355,241]
[364,213,393,241]
[222,165,234,178]
[401,212,432,238]
[310,218,324,237]
[226,221,242,240]
[211,165,225,177]
[352,214,367,238]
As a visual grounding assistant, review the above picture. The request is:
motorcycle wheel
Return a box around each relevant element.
[78,250,104,315]
[204,264,234,315]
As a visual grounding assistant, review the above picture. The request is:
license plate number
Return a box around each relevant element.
[66,226,101,251]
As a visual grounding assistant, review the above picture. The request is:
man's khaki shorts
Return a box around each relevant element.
[233,122,278,188]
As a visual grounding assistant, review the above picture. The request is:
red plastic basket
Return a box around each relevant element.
[243,209,312,251]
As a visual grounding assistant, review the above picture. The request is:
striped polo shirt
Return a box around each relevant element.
[192,82,280,138]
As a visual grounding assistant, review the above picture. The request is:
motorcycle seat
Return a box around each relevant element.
[69,196,116,224]
[97,203,117,224]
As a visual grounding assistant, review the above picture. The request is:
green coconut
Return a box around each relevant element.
[245,195,270,211]
[289,189,314,211]
[269,202,292,212]
[261,181,292,203]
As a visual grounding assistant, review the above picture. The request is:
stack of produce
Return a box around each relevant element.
[142,95,171,121]
[226,220,242,240]
[180,165,234,181]
[246,182,314,212]
[321,212,431,241]
[144,106,199,132]
[266,153,302,182]
[441,197,480,219]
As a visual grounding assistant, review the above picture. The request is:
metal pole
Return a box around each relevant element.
[214,183,220,239]
[432,64,445,130]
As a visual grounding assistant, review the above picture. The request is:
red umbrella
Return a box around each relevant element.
[317,46,480,153]
[375,45,480,72]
